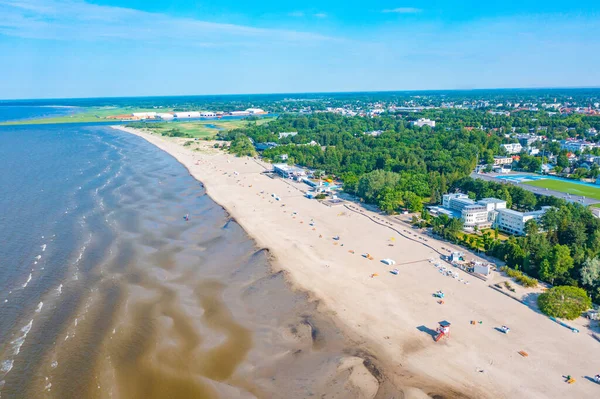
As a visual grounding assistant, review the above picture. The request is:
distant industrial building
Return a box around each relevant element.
[411,118,436,128]
[132,112,157,119]
[200,112,216,117]
[174,111,201,119]
[157,113,174,120]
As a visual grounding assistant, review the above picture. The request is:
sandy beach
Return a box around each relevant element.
[114,125,600,399]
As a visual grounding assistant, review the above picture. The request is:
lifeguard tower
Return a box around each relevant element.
[435,320,451,342]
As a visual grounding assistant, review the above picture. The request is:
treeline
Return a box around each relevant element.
[220,113,501,211]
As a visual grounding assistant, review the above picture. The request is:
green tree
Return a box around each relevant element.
[524,220,539,236]
[580,257,600,288]
[403,191,423,213]
[377,187,403,214]
[537,286,592,320]
[540,245,574,284]
[557,153,569,168]
[228,135,257,157]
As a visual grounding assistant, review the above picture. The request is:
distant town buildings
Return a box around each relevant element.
[516,134,541,147]
[501,143,523,155]
[411,118,436,128]
[364,130,383,137]
[493,156,513,166]
[560,139,596,153]
[278,132,298,139]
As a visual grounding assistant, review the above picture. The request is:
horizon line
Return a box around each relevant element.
[2,85,600,103]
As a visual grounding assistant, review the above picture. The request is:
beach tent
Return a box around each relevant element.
[381,259,396,266]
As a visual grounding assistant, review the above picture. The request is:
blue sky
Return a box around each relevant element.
[0,0,599,99]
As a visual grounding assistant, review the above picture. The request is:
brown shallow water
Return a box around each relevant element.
[1,126,401,399]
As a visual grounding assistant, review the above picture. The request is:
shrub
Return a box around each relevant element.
[537,286,592,320]
[315,193,327,200]
[516,274,538,288]
[183,140,193,147]
[500,266,538,288]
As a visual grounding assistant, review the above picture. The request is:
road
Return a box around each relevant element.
[470,172,600,207]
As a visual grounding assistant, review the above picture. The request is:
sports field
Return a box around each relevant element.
[522,178,600,200]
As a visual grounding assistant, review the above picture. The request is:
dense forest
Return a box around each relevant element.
[220,111,600,301]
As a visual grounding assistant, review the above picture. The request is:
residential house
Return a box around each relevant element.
[501,143,523,155]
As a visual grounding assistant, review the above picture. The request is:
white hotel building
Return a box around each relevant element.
[438,193,550,235]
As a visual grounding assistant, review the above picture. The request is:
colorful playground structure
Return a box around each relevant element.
[435,320,451,342]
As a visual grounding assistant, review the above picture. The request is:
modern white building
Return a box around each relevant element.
[273,164,306,179]
[501,143,523,154]
[441,194,506,229]
[438,193,550,235]
[411,118,436,128]
[494,207,552,236]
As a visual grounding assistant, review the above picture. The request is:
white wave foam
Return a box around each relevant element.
[44,382,52,391]
[50,361,58,369]
[10,320,33,356]
[35,255,41,260]
[57,284,63,294]
[35,302,43,313]
[41,244,47,252]
[74,318,78,326]
[22,273,32,288]
[0,360,13,374]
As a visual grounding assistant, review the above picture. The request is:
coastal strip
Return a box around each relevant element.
[112,125,600,399]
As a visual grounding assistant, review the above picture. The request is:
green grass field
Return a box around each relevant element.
[135,118,275,138]
[0,107,170,125]
[522,178,600,201]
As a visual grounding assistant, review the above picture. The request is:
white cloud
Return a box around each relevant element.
[383,7,422,14]
[314,13,327,18]
[0,0,337,45]
[288,11,305,17]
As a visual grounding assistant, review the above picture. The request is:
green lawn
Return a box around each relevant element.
[135,118,275,139]
[0,107,170,125]
[522,178,600,200]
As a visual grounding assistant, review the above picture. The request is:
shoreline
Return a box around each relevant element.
[113,125,600,399]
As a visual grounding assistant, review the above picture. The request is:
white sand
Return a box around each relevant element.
[115,126,600,399]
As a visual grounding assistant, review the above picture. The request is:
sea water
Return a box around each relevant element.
[0,115,383,398]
